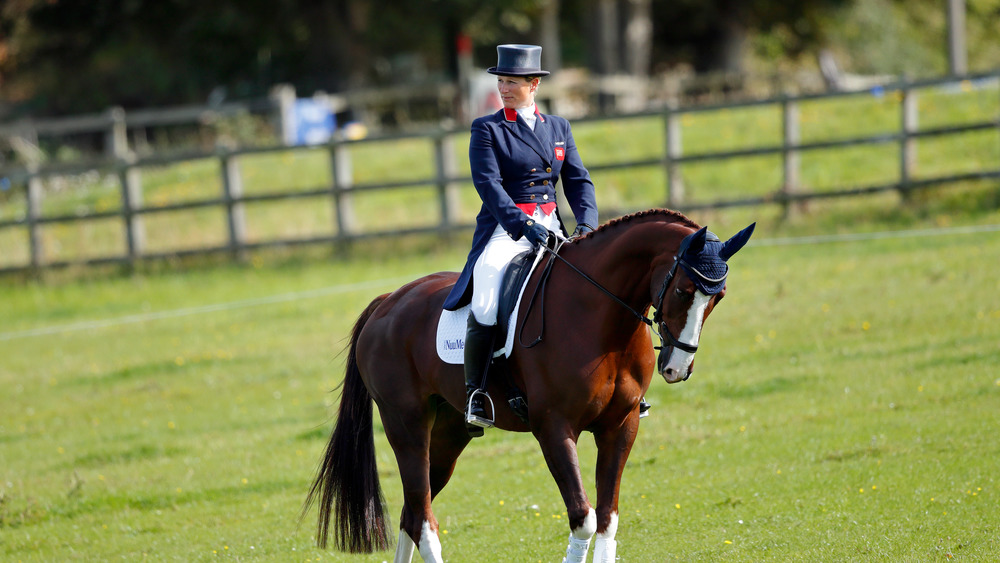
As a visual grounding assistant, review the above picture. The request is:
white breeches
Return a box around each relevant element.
[470,206,559,325]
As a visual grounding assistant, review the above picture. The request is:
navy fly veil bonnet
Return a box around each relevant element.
[678,224,756,295]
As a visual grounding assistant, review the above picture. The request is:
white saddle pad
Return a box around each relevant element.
[436,246,547,364]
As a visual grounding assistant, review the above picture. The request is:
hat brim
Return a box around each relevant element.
[487,67,550,77]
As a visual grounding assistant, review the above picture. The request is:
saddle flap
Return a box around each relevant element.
[497,250,535,338]
[436,247,545,365]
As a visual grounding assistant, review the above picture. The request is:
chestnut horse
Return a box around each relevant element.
[304,209,755,562]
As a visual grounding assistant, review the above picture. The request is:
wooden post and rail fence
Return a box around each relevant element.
[1,71,998,273]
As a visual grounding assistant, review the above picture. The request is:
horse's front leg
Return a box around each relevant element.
[534,419,597,563]
[591,412,641,563]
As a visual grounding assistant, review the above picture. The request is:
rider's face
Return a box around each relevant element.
[497,75,538,109]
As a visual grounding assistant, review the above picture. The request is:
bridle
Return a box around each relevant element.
[520,231,726,358]
[649,236,729,355]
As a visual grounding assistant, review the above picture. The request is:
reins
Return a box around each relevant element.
[518,238,579,348]
[518,232,712,355]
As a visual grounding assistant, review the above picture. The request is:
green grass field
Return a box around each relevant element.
[3,208,1000,561]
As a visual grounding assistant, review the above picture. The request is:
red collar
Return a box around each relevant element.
[502,107,545,123]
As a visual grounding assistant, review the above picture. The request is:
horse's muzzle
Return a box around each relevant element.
[658,346,694,384]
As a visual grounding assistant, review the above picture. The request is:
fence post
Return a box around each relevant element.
[220,150,247,259]
[106,106,129,159]
[329,140,356,240]
[899,85,918,202]
[781,96,801,217]
[434,132,460,232]
[270,84,297,146]
[26,168,44,270]
[118,156,145,263]
[665,104,684,207]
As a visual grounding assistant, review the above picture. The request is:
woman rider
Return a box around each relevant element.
[442,44,600,436]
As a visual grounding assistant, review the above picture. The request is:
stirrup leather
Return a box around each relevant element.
[465,389,495,428]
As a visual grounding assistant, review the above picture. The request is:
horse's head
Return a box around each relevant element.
[654,223,755,383]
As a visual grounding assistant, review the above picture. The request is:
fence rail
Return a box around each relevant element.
[1,71,998,274]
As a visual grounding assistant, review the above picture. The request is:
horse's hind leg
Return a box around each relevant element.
[380,403,445,563]
[429,401,472,498]
[394,531,416,563]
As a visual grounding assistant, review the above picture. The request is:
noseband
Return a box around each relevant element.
[650,253,699,354]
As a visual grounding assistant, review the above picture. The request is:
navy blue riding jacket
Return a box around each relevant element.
[443,107,598,310]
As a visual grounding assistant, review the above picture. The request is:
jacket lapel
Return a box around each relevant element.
[533,113,554,163]
[501,109,551,167]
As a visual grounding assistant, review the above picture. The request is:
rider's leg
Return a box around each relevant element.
[464,208,558,436]
[464,225,515,436]
[463,313,496,434]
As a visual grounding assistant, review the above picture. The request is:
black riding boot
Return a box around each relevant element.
[464,315,497,437]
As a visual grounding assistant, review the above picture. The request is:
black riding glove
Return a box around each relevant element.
[571,223,595,239]
[520,219,550,247]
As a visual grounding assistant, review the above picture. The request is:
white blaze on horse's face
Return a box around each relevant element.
[661,290,712,383]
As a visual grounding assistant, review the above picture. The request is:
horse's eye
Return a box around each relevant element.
[674,287,690,299]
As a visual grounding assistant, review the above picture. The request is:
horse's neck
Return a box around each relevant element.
[574,220,684,309]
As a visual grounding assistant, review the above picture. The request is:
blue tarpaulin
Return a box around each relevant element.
[291,99,335,146]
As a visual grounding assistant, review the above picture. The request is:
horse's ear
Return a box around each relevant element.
[719,222,756,261]
[685,226,709,254]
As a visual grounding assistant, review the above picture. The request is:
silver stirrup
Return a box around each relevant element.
[465,389,496,428]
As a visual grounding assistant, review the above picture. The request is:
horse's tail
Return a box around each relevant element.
[303,294,391,552]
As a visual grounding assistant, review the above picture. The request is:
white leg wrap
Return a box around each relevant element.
[417,521,443,563]
[561,508,596,563]
[592,538,617,563]
[562,535,592,563]
[592,512,619,563]
[393,530,415,563]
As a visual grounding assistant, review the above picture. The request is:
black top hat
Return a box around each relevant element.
[487,44,550,77]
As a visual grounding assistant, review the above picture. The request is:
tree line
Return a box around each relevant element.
[0,0,996,118]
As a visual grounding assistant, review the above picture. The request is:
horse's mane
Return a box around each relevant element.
[576,208,700,243]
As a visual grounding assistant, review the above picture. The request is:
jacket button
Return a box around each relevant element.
[542,180,549,185]
[531,168,537,172]
[529,194,536,199]
[546,167,552,173]
[543,194,549,200]
[529,183,535,187]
